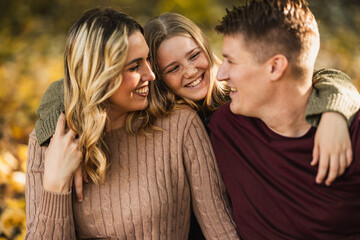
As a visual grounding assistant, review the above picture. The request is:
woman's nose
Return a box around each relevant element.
[143,61,155,81]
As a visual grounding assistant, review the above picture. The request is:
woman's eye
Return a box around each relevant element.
[168,65,179,73]
[190,52,200,60]
[130,65,140,72]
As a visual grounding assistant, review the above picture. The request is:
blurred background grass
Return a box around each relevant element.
[0,0,359,238]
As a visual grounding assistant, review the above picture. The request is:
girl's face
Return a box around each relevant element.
[156,35,210,102]
[109,31,155,116]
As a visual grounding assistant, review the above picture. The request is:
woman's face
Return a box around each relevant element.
[109,31,155,115]
[156,35,210,102]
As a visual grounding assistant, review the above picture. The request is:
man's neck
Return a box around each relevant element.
[259,77,313,138]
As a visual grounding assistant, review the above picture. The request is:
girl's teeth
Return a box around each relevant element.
[134,86,149,94]
[186,77,202,88]
[230,87,237,92]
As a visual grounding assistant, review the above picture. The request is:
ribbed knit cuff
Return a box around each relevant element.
[35,79,65,146]
[40,188,72,219]
[35,109,63,146]
[305,92,360,127]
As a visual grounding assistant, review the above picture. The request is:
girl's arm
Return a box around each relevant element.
[183,114,239,240]
[307,69,360,185]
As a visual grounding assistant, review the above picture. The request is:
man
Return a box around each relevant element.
[208,0,360,239]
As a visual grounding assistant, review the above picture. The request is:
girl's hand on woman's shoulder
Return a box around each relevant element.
[43,113,83,193]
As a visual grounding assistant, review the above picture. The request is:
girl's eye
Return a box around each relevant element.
[190,52,200,60]
[168,65,179,73]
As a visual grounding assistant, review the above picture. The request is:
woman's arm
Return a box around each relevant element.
[25,133,76,239]
[307,69,360,185]
[183,114,239,240]
[25,114,80,240]
[35,79,86,201]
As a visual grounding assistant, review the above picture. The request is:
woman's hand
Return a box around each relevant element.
[311,112,352,186]
[43,113,83,193]
[73,165,89,202]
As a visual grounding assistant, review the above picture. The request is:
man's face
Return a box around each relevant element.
[217,34,270,117]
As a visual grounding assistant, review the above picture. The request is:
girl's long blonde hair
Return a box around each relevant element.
[144,12,229,117]
[64,8,151,184]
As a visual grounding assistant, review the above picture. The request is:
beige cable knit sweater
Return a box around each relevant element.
[25,107,239,240]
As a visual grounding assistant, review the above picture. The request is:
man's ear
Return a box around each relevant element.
[266,54,288,81]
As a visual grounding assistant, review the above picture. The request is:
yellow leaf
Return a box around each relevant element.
[1,151,18,170]
[5,198,26,210]
[10,125,24,140]
[0,159,12,180]
[11,171,26,192]
[14,229,26,240]
[17,144,28,163]
[0,207,26,237]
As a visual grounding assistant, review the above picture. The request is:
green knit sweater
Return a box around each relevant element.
[35,68,360,146]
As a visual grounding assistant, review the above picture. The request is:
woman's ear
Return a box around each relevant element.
[267,54,288,81]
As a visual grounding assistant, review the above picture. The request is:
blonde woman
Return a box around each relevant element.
[26,8,239,239]
[144,12,359,185]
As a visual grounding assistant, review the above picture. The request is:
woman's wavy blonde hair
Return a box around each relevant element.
[64,8,152,184]
[144,12,229,117]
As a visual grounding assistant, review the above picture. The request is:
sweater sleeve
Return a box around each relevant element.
[35,79,65,146]
[183,114,239,240]
[25,131,76,240]
[306,68,360,127]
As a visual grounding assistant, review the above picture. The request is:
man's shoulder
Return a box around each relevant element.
[209,103,257,136]
[350,110,360,128]
[211,103,232,122]
[350,110,360,138]
[210,103,250,125]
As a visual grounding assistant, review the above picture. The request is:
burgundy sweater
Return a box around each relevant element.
[209,103,360,239]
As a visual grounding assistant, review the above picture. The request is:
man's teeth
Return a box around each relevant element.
[134,86,149,94]
[185,76,202,88]
[230,87,237,92]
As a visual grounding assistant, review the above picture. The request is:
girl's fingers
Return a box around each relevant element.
[325,154,339,186]
[315,151,329,184]
[54,113,66,136]
[311,144,320,166]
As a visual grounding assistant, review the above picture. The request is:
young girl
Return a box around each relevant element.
[26,8,239,239]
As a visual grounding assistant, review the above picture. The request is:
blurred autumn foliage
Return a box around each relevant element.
[0,0,359,239]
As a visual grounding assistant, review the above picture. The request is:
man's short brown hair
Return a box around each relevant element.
[216,0,320,77]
